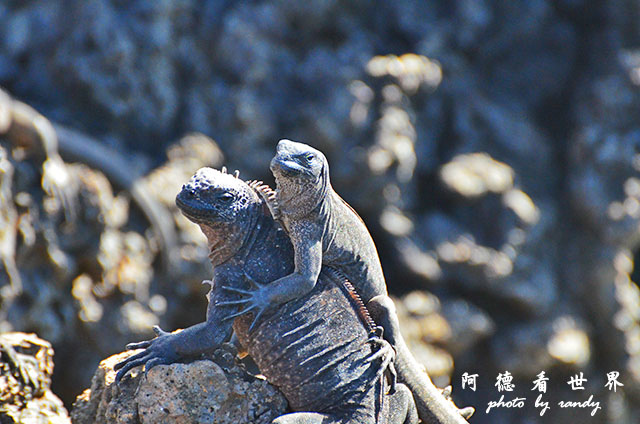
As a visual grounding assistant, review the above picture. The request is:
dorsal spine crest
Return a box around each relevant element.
[246,179,281,220]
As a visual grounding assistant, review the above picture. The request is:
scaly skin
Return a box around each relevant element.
[238,139,473,424]
[114,167,417,424]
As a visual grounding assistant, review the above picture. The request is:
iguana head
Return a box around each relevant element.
[176,167,262,264]
[270,139,330,213]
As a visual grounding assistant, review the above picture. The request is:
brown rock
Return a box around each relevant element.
[71,350,289,424]
[0,332,71,424]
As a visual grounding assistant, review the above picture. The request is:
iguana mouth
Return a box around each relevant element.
[271,157,312,179]
[176,193,218,224]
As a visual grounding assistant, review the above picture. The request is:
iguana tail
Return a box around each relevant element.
[368,295,473,424]
[395,337,474,424]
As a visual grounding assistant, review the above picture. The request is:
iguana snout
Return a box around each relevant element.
[270,139,325,181]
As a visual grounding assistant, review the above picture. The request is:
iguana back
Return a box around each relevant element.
[234,270,381,415]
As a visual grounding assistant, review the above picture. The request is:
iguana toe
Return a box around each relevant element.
[143,357,170,377]
[114,326,181,385]
[219,272,270,332]
[460,406,475,419]
[220,285,253,296]
[243,271,266,289]
[441,385,452,400]
[152,325,170,337]
[126,339,152,350]
[366,336,398,395]
[221,304,257,321]
[115,351,150,384]
[215,297,251,307]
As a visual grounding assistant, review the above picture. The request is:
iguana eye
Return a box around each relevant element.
[304,153,315,162]
[219,192,234,202]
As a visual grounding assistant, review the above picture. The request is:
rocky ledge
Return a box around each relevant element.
[71,347,288,424]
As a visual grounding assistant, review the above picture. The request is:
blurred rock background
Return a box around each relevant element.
[1,0,640,422]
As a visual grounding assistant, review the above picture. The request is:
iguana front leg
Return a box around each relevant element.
[221,223,323,330]
[114,280,235,383]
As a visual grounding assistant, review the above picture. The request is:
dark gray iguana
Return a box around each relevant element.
[228,139,473,424]
[114,167,417,424]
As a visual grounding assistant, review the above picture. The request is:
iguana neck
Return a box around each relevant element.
[200,204,262,267]
[277,161,332,220]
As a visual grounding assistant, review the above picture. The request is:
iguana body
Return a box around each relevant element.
[115,167,417,424]
[235,140,472,424]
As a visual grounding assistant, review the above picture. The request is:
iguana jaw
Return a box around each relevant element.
[270,139,323,182]
[175,194,217,225]
[269,139,331,216]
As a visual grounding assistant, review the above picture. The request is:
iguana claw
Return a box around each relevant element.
[219,271,270,332]
[441,385,452,400]
[439,385,476,419]
[367,327,397,395]
[365,326,388,362]
[459,406,475,419]
[114,325,178,385]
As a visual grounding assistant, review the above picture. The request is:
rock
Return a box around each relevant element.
[1,101,225,406]
[0,332,71,424]
[71,349,288,424]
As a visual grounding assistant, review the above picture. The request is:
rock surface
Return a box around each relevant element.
[71,349,288,424]
[0,332,70,424]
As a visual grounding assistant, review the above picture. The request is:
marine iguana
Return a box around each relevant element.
[227,139,473,423]
[114,167,417,424]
